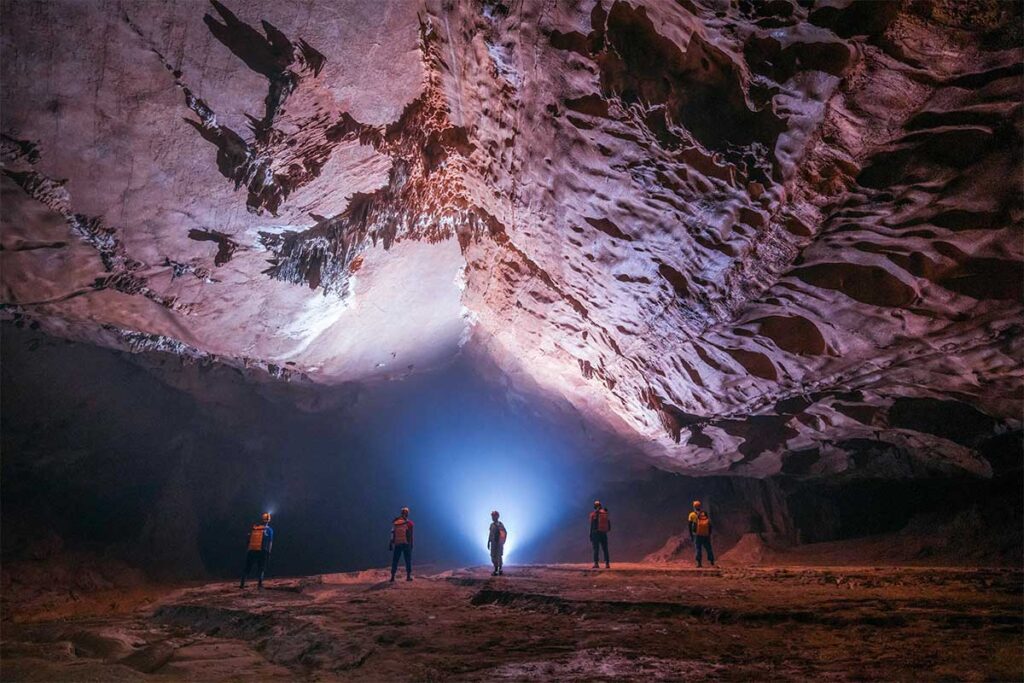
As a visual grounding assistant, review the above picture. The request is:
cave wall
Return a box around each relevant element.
[458,0,1023,474]
[4,324,1019,600]
[2,323,622,582]
[1,0,1020,478]
[2,324,362,581]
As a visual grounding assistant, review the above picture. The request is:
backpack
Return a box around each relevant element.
[248,524,266,551]
[695,512,711,537]
[498,524,507,545]
[392,518,410,544]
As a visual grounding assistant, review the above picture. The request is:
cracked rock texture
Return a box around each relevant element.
[2,0,1021,476]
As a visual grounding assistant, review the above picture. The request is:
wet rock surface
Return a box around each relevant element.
[1,0,1020,476]
[2,563,1021,681]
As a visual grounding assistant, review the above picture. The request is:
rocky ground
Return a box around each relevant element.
[2,563,1020,681]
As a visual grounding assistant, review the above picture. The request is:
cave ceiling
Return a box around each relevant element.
[2,0,1021,477]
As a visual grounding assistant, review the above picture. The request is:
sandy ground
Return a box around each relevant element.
[2,563,1021,682]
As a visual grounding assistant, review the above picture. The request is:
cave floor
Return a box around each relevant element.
[2,564,1021,681]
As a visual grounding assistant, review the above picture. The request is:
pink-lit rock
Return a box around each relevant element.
[2,0,1021,475]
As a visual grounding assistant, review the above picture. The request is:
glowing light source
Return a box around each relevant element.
[424,444,570,566]
[369,363,588,569]
[432,456,561,565]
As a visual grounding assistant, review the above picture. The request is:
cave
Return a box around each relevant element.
[1,0,1022,680]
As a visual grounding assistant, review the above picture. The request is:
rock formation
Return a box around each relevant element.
[2,0,1021,476]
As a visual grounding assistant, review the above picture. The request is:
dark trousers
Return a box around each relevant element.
[391,543,412,578]
[490,548,503,571]
[695,535,715,566]
[591,532,609,566]
[240,550,267,587]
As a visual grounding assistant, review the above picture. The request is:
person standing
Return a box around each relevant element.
[389,507,414,582]
[487,510,507,576]
[689,501,715,567]
[240,512,273,589]
[688,500,702,545]
[589,500,611,569]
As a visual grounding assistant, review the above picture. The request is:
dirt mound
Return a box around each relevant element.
[1,533,153,623]
[719,533,774,565]
[719,509,1022,568]
[645,503,1024,569]
[643,533,693,564]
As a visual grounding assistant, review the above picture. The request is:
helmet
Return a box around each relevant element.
[692,500,701,508]
[262,512,272,523]
[593,500,602,509]
[491,510,500,519]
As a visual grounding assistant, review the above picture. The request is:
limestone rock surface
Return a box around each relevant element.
[2,0,1021,475]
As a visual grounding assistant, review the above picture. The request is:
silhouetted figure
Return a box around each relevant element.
[689,501,715,567]
[589,500,611,568]
[488,510,507,576]
[389,507,414,582]
[240,512,273,589]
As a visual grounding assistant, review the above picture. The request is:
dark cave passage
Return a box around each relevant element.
[3,324,1019,597]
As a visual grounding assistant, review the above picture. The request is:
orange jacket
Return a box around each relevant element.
[391,518,414,546]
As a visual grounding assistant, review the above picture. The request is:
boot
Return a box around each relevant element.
[605,563,610,569]
[592,563,599,568]
[406,575,413,582]
[389,575,396,583]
